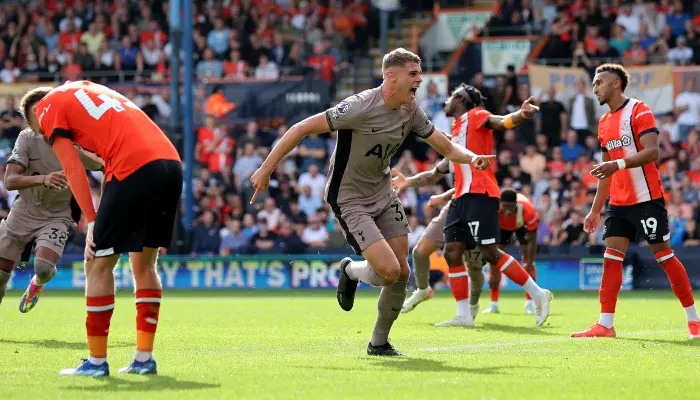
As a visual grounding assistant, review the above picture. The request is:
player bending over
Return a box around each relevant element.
[250,48,495,356]
[0,129,103,312]
[391,158,485,319]
[482,189,539,315]
[571,64,700,338]
[435,84,552,327]
[21,80,183,375]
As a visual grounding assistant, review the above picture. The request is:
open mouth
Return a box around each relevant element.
[409,88,417,98]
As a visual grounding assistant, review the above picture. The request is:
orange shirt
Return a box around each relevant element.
[499,193,538,231]
[598,98,663,206]
[451,108,499,199]
[36,80,181,222]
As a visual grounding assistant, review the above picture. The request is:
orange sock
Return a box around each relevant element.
[136,289,162,352]
[490,287,500,302]
[448,265,469,301]
[490,267,501,301]
[656,250,695,308]
[525,263,537,300]
[86,295,115,359]
[497,254,529,286]
[600,248,624,313]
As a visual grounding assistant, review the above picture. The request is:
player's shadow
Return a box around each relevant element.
[368,357,545,374]
[62,375,220,392]
[475,322,558,336]
[0,338,131,350]
[616,337,700,347]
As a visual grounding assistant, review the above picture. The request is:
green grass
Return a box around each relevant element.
[1,289,699,400]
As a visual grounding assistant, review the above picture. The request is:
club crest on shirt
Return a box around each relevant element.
[605,134,632,151]
[333,101,351,119]
[621,119,632,134]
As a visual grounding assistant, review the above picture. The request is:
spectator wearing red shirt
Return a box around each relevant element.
[307,42,335,82]
[59,21,81,53]
[224,49,249,78]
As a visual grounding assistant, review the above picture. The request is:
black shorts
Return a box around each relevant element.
[93,159,182,257]
[444,194,500,248]
[603,198,669,244]
[499,227,528,246]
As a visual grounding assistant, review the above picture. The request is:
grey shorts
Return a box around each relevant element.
[333,191,411,255]
[0,217,70,263]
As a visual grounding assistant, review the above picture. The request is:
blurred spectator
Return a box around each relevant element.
[623,37,648,66]
[224,50,249,79]
[0,60,21,83]
[80,23,105,55]
[616,7,640,36]
[538,87,567,147]
[561,130,586,162]
[204,86,235,119]
[299,134,326,172]
[207,18,230,57]
[219,219,250,255]
[251,218,277,254]
[233,142,263,191]
[520,144,547,182]
[255,54,280,80]
[275,216,307,254]
[192,210,221,255]
[298,164,326,199]
[420,80,447,120]
[667,36,694,65]
[675,79,700,141]
[560,210,586,245]
[197,48,224,79]
[302,215,329,248]
[257,198,282,232]
[299,184,323,217]
[566,79,597,141]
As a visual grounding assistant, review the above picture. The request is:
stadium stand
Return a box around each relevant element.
[0,0,699,259]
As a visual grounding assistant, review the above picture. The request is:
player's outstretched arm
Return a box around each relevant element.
[51,135,98,223]
[424,128,495,170]
[485,96,539,130]
[391,158,449,193]
[4,163,67,191]
[428,188,455,207]
[250,112,331,203]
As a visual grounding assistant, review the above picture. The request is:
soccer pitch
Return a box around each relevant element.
[1,290,698,400]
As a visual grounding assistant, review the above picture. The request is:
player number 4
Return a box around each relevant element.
[74,88,140,120]
[640,217,657,235]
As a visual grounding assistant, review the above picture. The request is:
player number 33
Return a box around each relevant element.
[74,88,140,120]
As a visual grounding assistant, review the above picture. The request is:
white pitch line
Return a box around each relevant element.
[421,329,686,352]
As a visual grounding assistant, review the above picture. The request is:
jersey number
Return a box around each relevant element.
[74,89,140,120]
[640,218,657,235]
[468,221,480,237]
[391,203,404,222]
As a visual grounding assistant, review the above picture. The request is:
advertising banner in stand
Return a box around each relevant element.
[6,255,628,291]
[420,10,492,64]
[528,64,675,117]
[481,40,532,75]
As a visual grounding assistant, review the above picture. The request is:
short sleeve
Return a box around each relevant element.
[474,109,493,129]
[410,105,435,139]
[632,102,658,139]
[325,96,364,131]
[523,205,539,231]
[36,94,73,145]
[7,131,30,168]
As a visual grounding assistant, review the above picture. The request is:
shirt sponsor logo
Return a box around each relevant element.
[605,134,632,151]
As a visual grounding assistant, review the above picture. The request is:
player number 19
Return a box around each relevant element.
[74,88,140,120]
[640,217,657,235]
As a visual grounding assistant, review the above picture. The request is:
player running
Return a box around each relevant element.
[572,64,700,339]
[249,48,495,356]
[20,80,183,375]
[434,84,552,328]
[482,189,539,315]
[0,128,103,312]
[391,158,485,318]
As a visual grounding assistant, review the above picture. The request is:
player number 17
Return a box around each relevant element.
[74,88,140,120]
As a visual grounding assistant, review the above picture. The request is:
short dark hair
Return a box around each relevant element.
[453,83,486,110]
[19,86,53,122]
[595,63,629,92]
[501,188,518,203]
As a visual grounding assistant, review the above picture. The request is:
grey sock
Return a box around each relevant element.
[346,260,386,287]
[411,248,431,290]
[468,265,485,306]
[0,270,10,305]
[370,280,407,346]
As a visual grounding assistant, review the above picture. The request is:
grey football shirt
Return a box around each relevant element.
[7,129,103,221]
[324,86,435,208]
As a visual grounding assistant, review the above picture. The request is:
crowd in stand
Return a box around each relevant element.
[1,0,700,256]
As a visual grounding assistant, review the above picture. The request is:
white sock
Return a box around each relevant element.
[525,299,533,306]
[456,299,473,320]
[134,350,153,362]
[345,260,367,281]
[684,304,700,322]
[599,313,615,328]
[31,275,42,286]
[88,356,106,365]
[522,277,545,301]
[490,301,498,308]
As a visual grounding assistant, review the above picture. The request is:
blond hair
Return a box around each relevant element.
[382,48,421,75]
